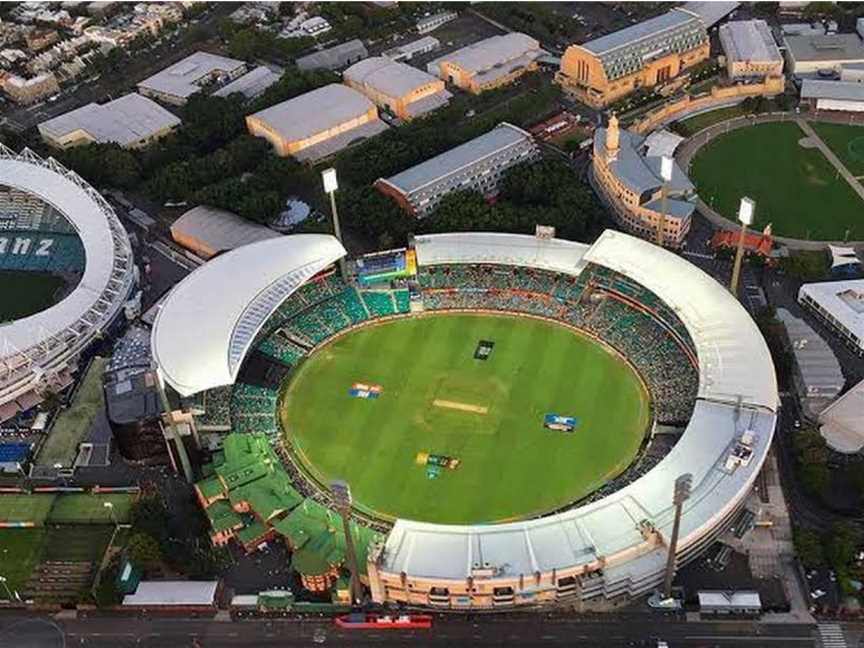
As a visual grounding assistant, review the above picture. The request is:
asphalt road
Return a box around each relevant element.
[0,614,818,648]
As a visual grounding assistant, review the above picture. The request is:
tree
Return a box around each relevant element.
[130,493,169,543]
[57,143,142,190]
[794,528,825,568]
[127,532,163,572]
[826,522,860,571]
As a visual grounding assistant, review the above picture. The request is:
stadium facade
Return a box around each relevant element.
[152,229,777,609]
[0,146,136,423]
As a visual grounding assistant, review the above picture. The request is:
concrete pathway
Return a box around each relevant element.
[796,118,864,204]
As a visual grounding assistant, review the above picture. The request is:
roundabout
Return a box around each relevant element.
[280,313,650,525]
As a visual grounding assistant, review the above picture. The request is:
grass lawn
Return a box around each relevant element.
[0,494,56,524]
[38,356,107,468]
[42,524,115,562]
[0,271,67,323]
[811,121,864,177]
[675,104,749,136]
[690,121,864,240]
[47,494,134,525]
[282,313,650,525]
[0,529,47,596]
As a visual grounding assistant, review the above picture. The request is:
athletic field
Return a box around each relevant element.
[690,121,864,240]
[281,313,650,525]
[0,270,67,322]
[811,122,864,177]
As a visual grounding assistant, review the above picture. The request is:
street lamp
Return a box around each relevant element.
[655,156,674,248]
[729,197,755,297]
[0,576,15,602]
[331,479,363,606]
[103,501,117,527]
[662,473,693,601]
[322,168,348,279]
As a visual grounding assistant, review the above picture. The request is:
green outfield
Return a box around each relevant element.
[690,121,864,240]
[0,270,67,323]
[281,313,650,525]
[811,122,864,176]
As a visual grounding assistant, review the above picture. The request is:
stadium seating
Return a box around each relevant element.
[361,291,397,317]
[258,333,306,367]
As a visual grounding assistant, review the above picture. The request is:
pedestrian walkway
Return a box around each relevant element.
[796,118,864,204]
[818,623,848,648]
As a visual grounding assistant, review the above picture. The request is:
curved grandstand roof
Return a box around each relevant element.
[151,234,346,397]
[583,231,777,411]
[414,232,591,276]
[0,146,133,372]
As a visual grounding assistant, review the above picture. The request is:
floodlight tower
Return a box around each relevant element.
[729,197,755,297]
[331,479,364,606]
[153,366,193,483]
[322,168,348,279]
[662,473,693,601]
[655,156,674,248]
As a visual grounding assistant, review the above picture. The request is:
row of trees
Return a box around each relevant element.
[795,522,862,596]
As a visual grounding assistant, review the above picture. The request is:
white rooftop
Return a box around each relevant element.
[151,235,346,396]
[171,205,280,258]
[799,280,864,350]
[344,56,442,99]
[138,51,245,100]
[213,66,280,100]
[122,581,219,606]
[801,79,864,102]
[248,84,380,144]
[38,93,180,147]
[428,32,541,76]
[719,20,782,63]
[680,2,740,28]
[820,378,864,454]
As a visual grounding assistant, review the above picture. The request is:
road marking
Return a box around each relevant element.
[687,636,812,643]
[818,623,847,648]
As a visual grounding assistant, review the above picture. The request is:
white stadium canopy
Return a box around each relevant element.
[151,234,346,397]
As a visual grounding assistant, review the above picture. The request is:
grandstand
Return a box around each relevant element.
[152,229,777,610]
[0,147,135,423]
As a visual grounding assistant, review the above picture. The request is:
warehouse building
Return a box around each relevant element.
[343,56,452,120]
[245,84,388,162]
[719,20,784,79]
[416,11,457,34]
[213,66,280,101]
[592,116,696,248]
[171,206,280,260]
[374,122,539,218]
[801,79,864,112]
[383,36,440,62]
[296,39,367,72]
[426,33,544,94]
[799,279,864,356]
[784,33,864,77]
[138,51,247,106]
[776,308,845,417]
[679,2,740,29]
[38,92,180,149]
[557,9,709,108]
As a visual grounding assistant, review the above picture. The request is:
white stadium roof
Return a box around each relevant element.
[151,234,346,397]
[414,232,590,277]
[583,231,777,411]
[0,146,133,365]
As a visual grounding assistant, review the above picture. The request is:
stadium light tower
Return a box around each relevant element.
[655,156,674,248]
[331,479,364,606]
[662,473,692,601]
[729,197,755,297]
[322,168,348,279]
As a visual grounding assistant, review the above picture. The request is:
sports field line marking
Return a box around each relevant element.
[432,399,488,415]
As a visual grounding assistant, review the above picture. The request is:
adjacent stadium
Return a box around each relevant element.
[153,229,778,609]
[0,146,135,423]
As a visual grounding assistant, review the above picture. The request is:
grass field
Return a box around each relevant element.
[282,313,650,525]
[0,529,47,596]
[0,494,56,524]
[690,121,864,240]
[0,270,66,323]
[38,357,107,467]
[47,493,133,525]
[811,122,864,177]
[675,104,750,136]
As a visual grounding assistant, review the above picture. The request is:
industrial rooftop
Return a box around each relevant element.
[343,56,442,99]
[138,51,246,100]
[784,33,864,63]
[427,32,542,75]
[719,20,782,63]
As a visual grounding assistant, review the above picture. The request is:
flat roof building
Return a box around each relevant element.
[171,205,281,260]
[799,279,864,356]
[343,56,452,120]
[137,51,247,106]
[213,65,280,100]
[592,116,696,248]
[375,122,538,218]
[820,378,864,454]
[784,33,864,77]
[295,39,367,72]
[246,84,388,163]
[416,11,457,35]
[719,20,784,79]
[557,9,709,108]
[679,2,740,29]
[776,308,845,417]
[426,32,544,94]
[38,92,180,150]
[801,79,864,112]
[383,36,440,62]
